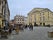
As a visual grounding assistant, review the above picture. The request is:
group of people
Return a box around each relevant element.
[24,24,33,30]
[0,24,33,38]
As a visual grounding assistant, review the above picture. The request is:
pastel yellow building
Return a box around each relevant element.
[27,8,53,26]
[0,16,3,28]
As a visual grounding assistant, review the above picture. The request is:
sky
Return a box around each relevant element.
[7,0,53,20]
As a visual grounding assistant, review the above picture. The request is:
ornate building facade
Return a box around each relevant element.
[14,15,25,26]
[27,8,53,26]
[14,15,27,26]
[0,0,10,28]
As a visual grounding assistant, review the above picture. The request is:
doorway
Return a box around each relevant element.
[43,23,45,26]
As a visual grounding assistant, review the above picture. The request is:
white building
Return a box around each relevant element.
[14,15,27,26]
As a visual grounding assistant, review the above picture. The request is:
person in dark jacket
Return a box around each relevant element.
[25,25,27,29]
[29,24,33,30]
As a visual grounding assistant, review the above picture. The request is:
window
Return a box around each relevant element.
[20,22,21,23]
[18,19,19,21]
[20,19,21,21]
[0,0,1,5]
[22,19,23,21]
[40,17,41,21]
[18,22,19,23]
[43,16,45,21]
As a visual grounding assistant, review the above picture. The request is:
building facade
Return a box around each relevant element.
[27,8,53,26]
[24,17,27,25]
[0,0,10,28]
[9,20,14,26]
[14,15,25,26]
[0,0,3,28]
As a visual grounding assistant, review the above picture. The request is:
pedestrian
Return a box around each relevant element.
[29,24,33,30]
[25,25,27,29]
[9,25,12,34]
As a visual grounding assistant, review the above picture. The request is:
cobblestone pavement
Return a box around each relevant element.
[0,27,53,40]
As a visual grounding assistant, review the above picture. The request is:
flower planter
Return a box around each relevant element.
[48,32,53,38]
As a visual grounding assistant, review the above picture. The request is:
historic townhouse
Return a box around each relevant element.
[0,0,10,28]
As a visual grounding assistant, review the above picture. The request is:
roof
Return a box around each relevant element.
[28,8,52,15]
